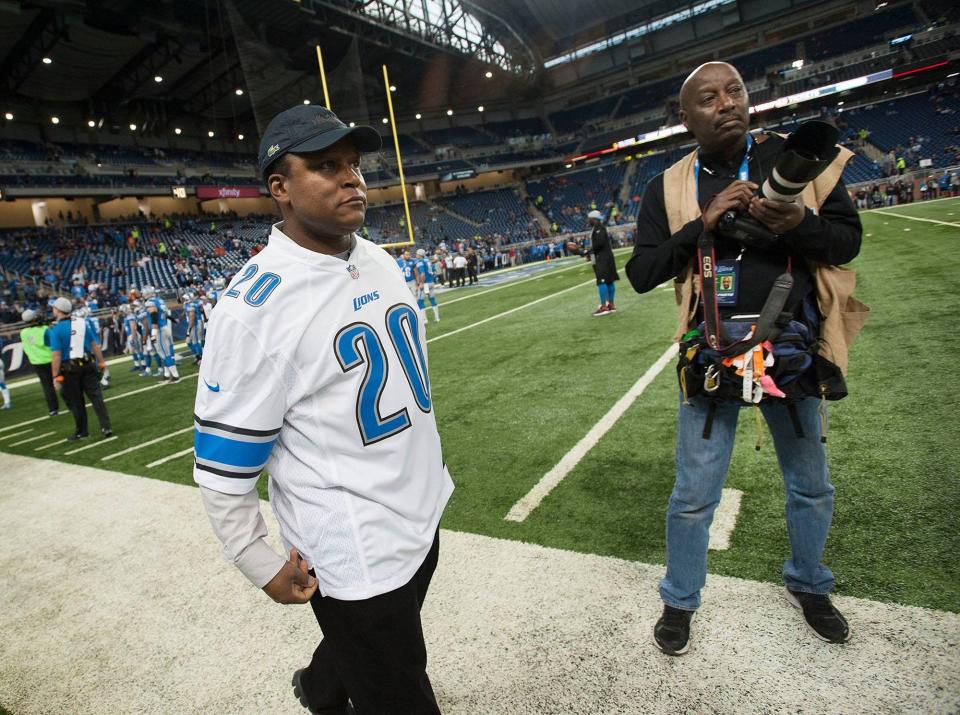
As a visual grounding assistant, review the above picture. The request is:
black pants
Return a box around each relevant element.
[33,362,60,413]
[467,264,477,284]
[62,363,111,436]
[456,268,465,287]
[302,531,441,714]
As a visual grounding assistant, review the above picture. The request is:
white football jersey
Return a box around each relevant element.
[194,224,453,600]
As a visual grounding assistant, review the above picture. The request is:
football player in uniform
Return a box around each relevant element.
[183,291,204,364]
[121,304,145,371]
[414,248,440,322]
[396,248,419,299]
[195,105,452,714]
[143,286,180,383]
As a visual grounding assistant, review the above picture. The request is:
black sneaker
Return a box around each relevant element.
[653,604,694,655]
[49,410,58,417]
[66,433,89,442]
[785,588,850,643]
[102,429,113,438]
[291,669,353,714]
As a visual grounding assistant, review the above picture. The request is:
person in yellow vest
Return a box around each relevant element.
[626,62,866,655]
[19,309,60,416]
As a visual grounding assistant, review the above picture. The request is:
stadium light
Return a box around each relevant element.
[415,113,422,120]
[792,59,804,70]
[382,117,389,124]
[348,122,355,127]
[235,88,243,96]
[390,85,397,92]
[129,123,137,131]
[485,71,493,78]
[237,133,244,140]
[303,99,310,105]
[207,130,215,137]
[174,127,182,135]
[50,116,59,125]
[477,105,484,112]
[4,112,12,121]
[154,75,163,83]
[446,109,453,116]
[87,119,95,127]
[42,57,52,65]
[837,101,845,105]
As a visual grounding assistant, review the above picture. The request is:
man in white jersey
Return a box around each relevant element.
[194,104,453,715]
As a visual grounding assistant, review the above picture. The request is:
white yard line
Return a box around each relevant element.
[146,447,194,468]
[34,438,69,451]
[872,212,960,228]
[428,278,595,344]
[866,195,959,211]
[64,436,118,456]
[8,431,55,447]
[505,343,677,522]
[0,428,33,441]
[0,374,198,435]
[708,488,744,551]
[101,426,194,462]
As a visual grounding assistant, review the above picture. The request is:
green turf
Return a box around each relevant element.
[2,200,958,612]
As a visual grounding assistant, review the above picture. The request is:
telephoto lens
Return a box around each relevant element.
[718,119,841,245]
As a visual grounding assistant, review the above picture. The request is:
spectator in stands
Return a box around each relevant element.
[626,61,863,656]
[896,156,907,175]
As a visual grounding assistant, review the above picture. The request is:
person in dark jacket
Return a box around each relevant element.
[587,209,619,316]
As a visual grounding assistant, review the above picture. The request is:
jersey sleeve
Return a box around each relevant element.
[193,311,286,495]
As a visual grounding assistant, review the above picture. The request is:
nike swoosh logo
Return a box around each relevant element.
[203,380,221,392]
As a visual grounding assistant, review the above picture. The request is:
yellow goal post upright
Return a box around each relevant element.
[378,64,415,250]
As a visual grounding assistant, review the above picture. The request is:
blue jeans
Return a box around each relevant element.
[659,394,836,611]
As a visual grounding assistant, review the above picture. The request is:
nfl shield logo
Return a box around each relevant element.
[347,264,360,279]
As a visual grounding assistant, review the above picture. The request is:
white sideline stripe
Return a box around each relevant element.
[429,278,595,345]
[0,374,198,435]
[101,426,194,462]
[438,248,629,308]
[8,431,55,447]
[865,194,959,211]
[0,428,33,441]
[505,343,677,522]
[35,438,69,451]
[873,212,960,228]
[101,373,198,406]
[8,341,190,390]
[64,436,118,456]
[146,447,193,468]
[708,488,743,551]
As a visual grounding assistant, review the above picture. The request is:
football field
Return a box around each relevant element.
[1,197,958,613]
[1,197,959,713]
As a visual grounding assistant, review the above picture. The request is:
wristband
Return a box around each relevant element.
[98,362,106,370]
[54,374,64,383]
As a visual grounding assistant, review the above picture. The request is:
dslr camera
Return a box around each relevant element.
[717,120,841,248]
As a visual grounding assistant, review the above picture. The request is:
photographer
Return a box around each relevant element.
[626,62,866,656]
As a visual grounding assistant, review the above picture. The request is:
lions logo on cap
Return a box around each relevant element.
[266,143,280,157]
[347,264,360,280]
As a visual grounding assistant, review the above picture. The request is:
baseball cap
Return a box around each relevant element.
[21,309,36,322]
[587,210,604,220]
[53,297,73,314]
[258,105,382,178]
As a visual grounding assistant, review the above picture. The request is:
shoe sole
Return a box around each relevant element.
[784,587,851,643]
[652,612,693,656]
[291,669,315,712]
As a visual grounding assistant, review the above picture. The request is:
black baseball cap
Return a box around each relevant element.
[258,105,382,177]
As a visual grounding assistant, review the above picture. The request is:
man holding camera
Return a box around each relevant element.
[627,62,866,655]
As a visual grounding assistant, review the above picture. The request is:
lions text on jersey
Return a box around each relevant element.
[194,225,453,600]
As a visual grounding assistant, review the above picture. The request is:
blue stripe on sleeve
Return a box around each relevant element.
[194,430,277,469]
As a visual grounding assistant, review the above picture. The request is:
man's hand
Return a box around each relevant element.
[748,196,806,235]
[262,547,318,604]
[702,181,759,232]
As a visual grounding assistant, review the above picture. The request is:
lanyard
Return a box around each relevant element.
[694,132,753,201]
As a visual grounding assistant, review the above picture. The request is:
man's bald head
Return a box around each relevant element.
[679,62,744,112]
[677,61,750,156]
